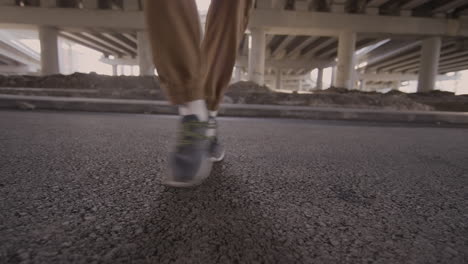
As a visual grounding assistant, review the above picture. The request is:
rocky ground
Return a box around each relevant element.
[1,73,467,112]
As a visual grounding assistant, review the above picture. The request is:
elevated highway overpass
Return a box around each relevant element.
[1,0,468,92]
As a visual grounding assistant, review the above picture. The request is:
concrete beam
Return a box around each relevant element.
[401,0,431,10]
[362,40,421,68]
[98,33,136,56]
[0,64,36,73]
[439,63,468,73]
[302,38,337,59]
[2,6,468,37]
[100,56,137,66]
[367,0,392,7]
[79,32,129,55]
[358,72,455,81]
[249,9,468,37]
[0,6,145,31]
[381,44,458,72]
[0,32,40,66]
[432,0,468,13]
[101,33,136,54]
[60,32,115,55]
[288,36,318,59]
[237,55,333,71]
[271,36,296,59]
[401,51,468,73]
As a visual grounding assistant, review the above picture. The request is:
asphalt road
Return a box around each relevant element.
[0,110,467,264]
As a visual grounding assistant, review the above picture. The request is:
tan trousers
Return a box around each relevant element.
[144,0,252,110]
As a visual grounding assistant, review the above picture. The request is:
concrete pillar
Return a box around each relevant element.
[331,66,336,87]
[275,69,282,90]
[112,65,117,76]
[137,31,155,76]
[234,67,242,82]
[39,26,60,75]
[392,81,400,90]
[336,31,356,89]
[359,80,365,91]
[248,28,266,85]
[316,68,323,90]
[417,37,441,92]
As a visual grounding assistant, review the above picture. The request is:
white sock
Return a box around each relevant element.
[178,106,189,116]
[209,111,218,118]
[179,100,208,121]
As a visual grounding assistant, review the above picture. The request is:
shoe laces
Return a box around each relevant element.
[177,121,209,147]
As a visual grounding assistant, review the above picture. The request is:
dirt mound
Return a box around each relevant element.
[0,72,160,90]
[318,87,352,94]
[1,73,467,112]
[227,81,271,94]
[0,73,165,100]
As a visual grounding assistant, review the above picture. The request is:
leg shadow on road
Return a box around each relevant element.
[133,162,300,263]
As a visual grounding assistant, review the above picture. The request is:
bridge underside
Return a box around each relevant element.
[1,0,468,92]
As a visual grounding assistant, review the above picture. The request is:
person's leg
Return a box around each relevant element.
[202,0,253,162]
[144,0,207,121]
[144,0,211,187]
[202,0,253,111]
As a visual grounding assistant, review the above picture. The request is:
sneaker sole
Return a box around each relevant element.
[163,157,213,188]
[210,149,225,162]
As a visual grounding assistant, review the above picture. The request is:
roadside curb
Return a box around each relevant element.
[1,94,468,125]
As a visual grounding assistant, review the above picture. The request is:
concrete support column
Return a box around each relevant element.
[316,68,323,90]
[137,31,155,76]
[275,69,282,90]
[331,66,337,87]
[234,67,242,82]
[39,26,60,75]
[417,37,441,92]
[336,31,356,89]
[248,28,266,85]
[392,81,400,90]
[112,65,118,76]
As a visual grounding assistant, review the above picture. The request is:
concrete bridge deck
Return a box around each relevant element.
[0,110,467,263]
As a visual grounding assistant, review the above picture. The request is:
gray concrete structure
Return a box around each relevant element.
[136,31,154,76]
[1,0,468,90]
[336,31,356,89]
[316,68,323,90]
[248,28,266,85]
[417,37,442,92]
[38,26,60,75]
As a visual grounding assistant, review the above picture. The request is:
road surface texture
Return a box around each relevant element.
[0,110,467,264]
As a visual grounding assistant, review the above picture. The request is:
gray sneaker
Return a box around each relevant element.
[208,117,225,162]
[164,115,213,187]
